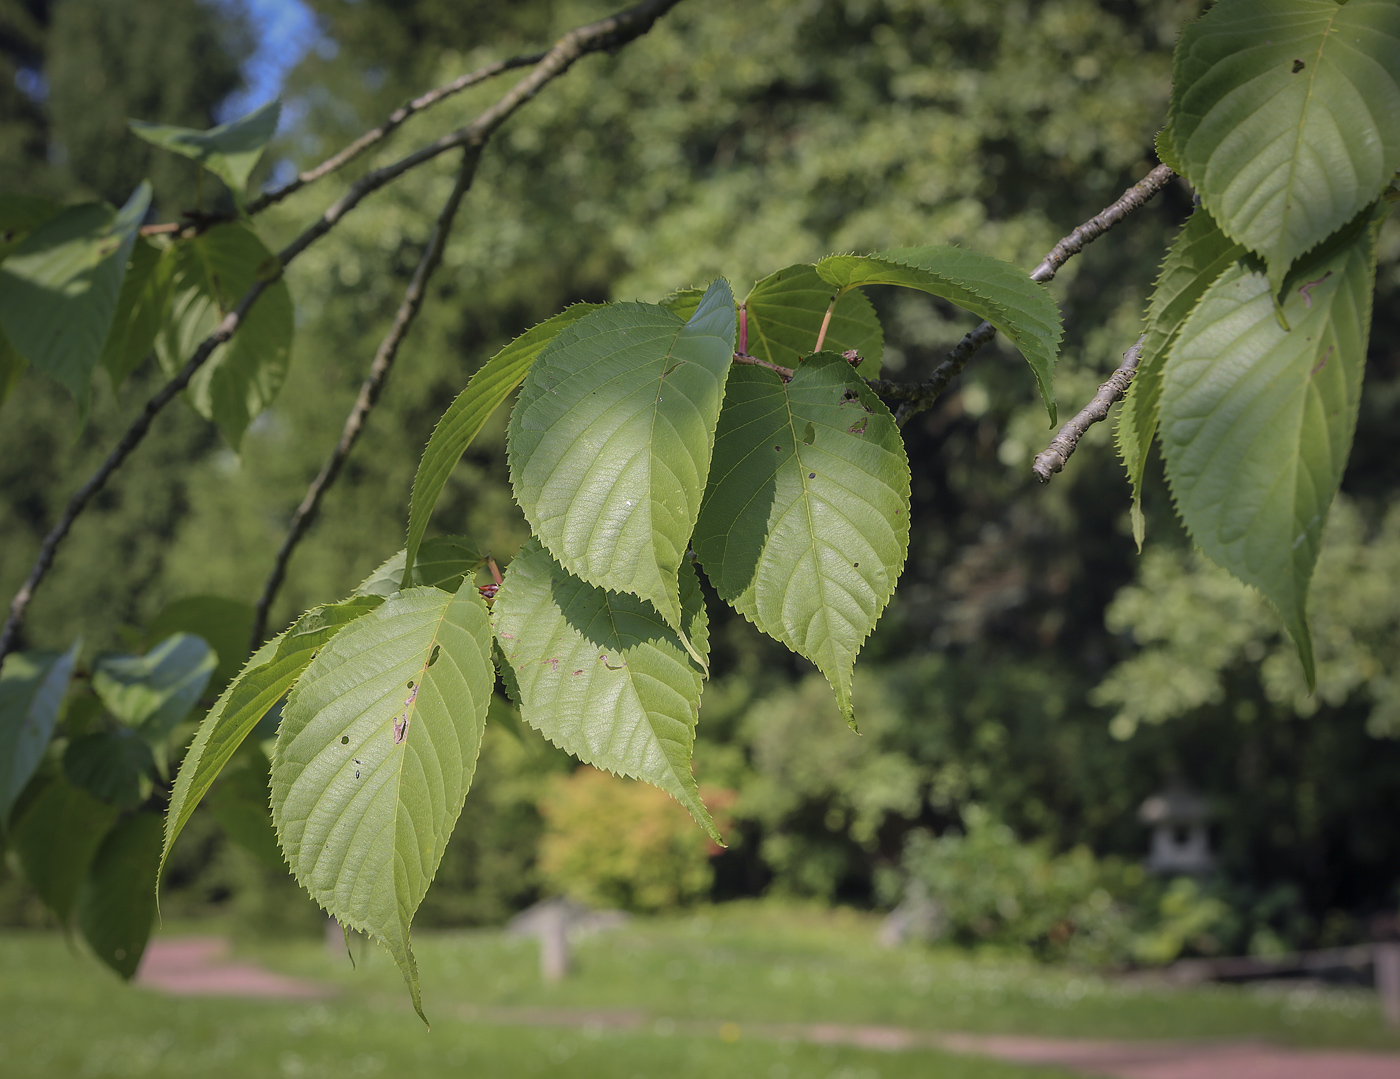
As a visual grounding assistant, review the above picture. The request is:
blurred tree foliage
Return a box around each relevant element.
[3,0,1399,947]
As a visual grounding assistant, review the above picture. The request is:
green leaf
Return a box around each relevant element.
[403,305,602,584]
[1169,0,1400,291]
[0,193,63,261]
[271,583,494,1024]
[1118,209,1246,547]
[155,222,294,448]
[93,634,216,743]
[491,539,716,839]
[508,280,736,635]
[128,101,281,208]
[63,729,154,810]
[0,183,151,409]
[744,263,885,375]
[99,237,175,389]
[0,641,80,823]
[816,246,1063,422]
[77,812,163,979]
[658,287,706,321]
[144,594,256,695]
[362,536,487,599]
[693,355,911,728]
[1159,207,1381,687]
[207,755,283,870]
[0,326,25,408]
[10,774,118,923]
[160,595,381,879]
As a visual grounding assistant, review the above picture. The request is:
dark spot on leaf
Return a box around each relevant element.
[854,562,860,568]
[573,669,583,675]
[428,645,441,666]
[1292,58,1304,73]
[341,736,349,745]
[775,445,781,451]
[355,770,360,779]
[808,472,816,479]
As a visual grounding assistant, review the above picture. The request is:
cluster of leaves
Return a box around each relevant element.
[0,102,289,443]
[2,0,1399,1026]
[0,623,224,977]
[1117,0,1400,684]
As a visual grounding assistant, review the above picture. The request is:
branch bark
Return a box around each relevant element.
[0,0,686,668]
[871,163,1176,425]
[248,149,479,653]
[1031,335,1145,483]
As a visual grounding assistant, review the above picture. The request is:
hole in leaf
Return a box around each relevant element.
[428,645,441,667]
[1292,58,1304,73]
[803,423,816,446]
[341,736,349,745]
[406,680,415,689]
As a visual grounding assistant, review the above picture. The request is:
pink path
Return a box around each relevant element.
[135,936,333,999]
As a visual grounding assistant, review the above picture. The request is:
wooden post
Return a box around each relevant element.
[1375,943,1400,1027]
[539,903,571,983]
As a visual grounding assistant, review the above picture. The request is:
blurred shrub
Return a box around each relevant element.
[538,767,732,913]
[887,805,1138,964]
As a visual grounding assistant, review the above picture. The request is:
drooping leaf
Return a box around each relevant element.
[1159,207,1381,687]
[77,812,163,979]
[491,540,716,838]
[404,304,601,587]
[1118,209,1246,547]
[693,354,911,728]
[0,327,25,408]
[271,583,494,1023]
[144,594,256,695]
[1169,0,1400,291]
[99,237,175,389]
[93,634,216,743]
[0,183,151,408]
[129,100,281,208]
[508,280,736,635]
[0,641,80,823]
[155,222,294,448]
[161,595,381,877]
[63,729,155,810]
[816,246,1063,421]
[744,263,885,375]
[0,193,63,260]
[207,755,283,870]
[10,774,118,923]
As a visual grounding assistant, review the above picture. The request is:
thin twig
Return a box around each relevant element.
[873,164,1176,425]
[245,53,545,215]
[1031,335,1144,482]
[248,149,479,653]
[733,352,795,380]
[0,285,268,661]
[0,0,685,668]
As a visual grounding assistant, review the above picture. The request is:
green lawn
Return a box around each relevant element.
[1,902,1395,1079]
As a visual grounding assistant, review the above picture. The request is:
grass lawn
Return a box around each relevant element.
[2,902,1395,1078]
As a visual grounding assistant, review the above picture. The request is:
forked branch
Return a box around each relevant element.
[249,149,480,653]
[0,0,687,667]
[871,163,1175,425]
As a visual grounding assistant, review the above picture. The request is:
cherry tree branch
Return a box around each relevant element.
[248,150,479,653]
[869,163,1175,425]
[0,0,686,667]
[1031,334,1144,482]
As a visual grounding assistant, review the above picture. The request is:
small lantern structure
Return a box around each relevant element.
[1139,786,1213,875]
